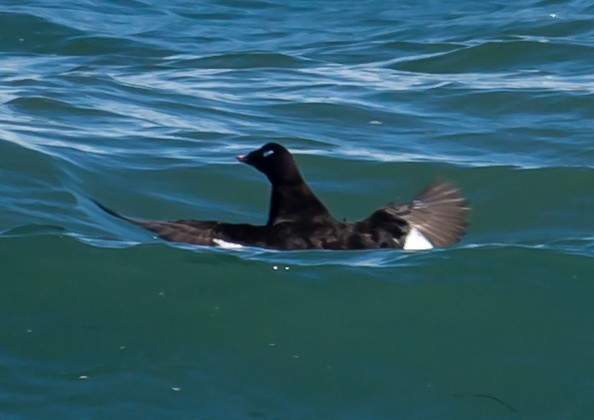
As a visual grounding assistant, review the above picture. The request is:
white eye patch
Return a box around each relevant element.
[263,149,275,157]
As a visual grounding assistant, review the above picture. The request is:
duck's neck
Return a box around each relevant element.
[267,180,331,226]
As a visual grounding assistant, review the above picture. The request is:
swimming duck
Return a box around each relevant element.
[93,143,469,250]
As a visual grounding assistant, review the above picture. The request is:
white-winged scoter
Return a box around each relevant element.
[93,143,469,250]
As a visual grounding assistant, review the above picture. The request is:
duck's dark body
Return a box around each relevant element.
[94,143,469,251]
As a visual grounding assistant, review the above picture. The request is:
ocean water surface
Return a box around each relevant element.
[1,0,593,418]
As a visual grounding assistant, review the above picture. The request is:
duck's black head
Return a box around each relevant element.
[237,143,301,185]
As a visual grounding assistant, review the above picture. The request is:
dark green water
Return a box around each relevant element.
[1,0,593,418]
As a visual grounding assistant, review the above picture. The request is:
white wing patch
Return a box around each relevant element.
[213,238,244,249]
[403,227,433,251]
[263,149,275,157]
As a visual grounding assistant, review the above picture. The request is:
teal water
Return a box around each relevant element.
[1,1,593,418]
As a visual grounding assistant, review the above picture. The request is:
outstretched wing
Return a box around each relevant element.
[90,199,262,246]
[385,180,469,247]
